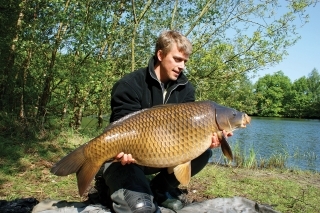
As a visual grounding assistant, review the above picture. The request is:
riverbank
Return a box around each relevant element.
[0,134,319,212]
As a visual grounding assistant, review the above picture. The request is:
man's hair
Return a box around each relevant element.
[155,30,192,57]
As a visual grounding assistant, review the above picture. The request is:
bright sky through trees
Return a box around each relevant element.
[253,4,320,82]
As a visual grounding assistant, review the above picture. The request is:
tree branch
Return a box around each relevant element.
[171,0,178,30]
[185,0,216,36]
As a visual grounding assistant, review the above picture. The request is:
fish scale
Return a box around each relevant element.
[51,100,250,196]
[86,102,214,168]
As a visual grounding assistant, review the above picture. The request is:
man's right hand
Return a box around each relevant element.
[114,152,136,165]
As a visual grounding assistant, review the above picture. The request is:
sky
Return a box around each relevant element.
[251,3,320,83]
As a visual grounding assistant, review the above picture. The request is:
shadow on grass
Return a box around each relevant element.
[0,132,85,200]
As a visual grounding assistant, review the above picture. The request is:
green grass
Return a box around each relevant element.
[0,130,319,213]
[230,140,290,169]
[0,130,92,201]
[189,165,320,213]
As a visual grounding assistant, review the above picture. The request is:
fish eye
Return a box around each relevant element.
[232,111,236,117]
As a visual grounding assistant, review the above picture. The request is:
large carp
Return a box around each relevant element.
[51,101,250,196]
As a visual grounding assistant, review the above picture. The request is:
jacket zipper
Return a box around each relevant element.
[164,81,188,104]
[149,69,188,104]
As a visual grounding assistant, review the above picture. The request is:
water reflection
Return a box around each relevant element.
[211,117,320,172]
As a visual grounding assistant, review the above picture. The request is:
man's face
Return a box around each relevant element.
[157,43,189,83]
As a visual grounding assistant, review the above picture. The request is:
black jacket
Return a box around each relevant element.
[109,56,195,122]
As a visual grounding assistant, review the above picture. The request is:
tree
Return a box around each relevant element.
[0,0,24,114]
[284,76,312,118]
[0,0,318,133]
[307,68,320,117]
[255,71,291,117]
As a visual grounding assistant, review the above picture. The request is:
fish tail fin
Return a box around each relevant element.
[51,143,100,196]
[50,144,87,176]
[76,161,101,196]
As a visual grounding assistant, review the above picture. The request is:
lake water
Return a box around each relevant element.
[211,117,320,172]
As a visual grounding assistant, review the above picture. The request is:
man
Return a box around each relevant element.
[92,30,231,213]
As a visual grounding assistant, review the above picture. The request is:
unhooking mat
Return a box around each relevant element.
[31,197,280,213]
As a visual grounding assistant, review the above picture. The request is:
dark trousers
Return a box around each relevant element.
[96,149,212,213]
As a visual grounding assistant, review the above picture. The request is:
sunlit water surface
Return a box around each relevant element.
[211,117,320,172]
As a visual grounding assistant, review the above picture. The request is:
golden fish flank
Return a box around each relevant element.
[51,101,251,196]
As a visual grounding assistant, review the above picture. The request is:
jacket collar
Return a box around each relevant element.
[147,56,189,86]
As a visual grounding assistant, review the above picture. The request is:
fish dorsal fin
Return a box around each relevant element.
[106,104,174,131]
[104,104,173,132]
[104,109,148,131]
[170,161,191,186]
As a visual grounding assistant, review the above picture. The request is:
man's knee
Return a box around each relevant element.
[104,163,151,193]
[102,163,157,212]
[112,189,156,213]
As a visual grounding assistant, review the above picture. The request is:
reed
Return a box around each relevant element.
[230,141,288,169]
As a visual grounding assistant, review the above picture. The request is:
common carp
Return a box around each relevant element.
[51,101,250,196]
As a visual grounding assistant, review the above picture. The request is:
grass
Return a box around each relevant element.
[230,141,290,169]
[0,129,319,213]
[188,165,320,213]
[0,129,93,202]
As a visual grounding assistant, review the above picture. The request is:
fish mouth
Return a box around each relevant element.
[227,113,251,131]
[240,114,251,128]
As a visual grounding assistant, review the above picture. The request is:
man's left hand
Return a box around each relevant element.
[210,130,233,149]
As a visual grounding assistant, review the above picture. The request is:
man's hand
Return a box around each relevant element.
[210,130,233,149]
[114,152,136,165]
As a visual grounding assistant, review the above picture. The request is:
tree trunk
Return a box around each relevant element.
[37,0,70,119]
[0,1,24,112]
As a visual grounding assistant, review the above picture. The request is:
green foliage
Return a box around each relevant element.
[284,77,312,117]
[0,0,319,136]
[307,68,320,117]
[255,71,292,117]
[282,68,320,118]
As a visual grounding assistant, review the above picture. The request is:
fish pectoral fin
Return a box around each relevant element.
[172,161,191,186]
[220,133,233,161]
